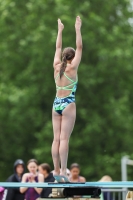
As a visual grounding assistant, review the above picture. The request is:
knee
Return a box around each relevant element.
[60,136,69,142]
[53,138,60,143]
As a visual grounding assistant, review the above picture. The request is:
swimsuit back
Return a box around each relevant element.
[55,72,78,93]
[53,72,78,115]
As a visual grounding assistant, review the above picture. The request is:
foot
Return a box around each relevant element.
[54,175,64,183]
[52,170,60,176]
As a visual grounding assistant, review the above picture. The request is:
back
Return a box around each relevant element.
[54,64,78,98]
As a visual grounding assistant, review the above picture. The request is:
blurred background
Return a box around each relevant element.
[0,0,133,181]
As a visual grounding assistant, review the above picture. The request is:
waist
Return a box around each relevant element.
[56,89,76,98]
[54,95,75,103]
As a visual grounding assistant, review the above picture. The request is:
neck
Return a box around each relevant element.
[44,172,49,178]
[71,176,79,180]
[31,172,37,176]
[67,60,71,64]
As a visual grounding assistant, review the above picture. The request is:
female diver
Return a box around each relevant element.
[52,16,82,178]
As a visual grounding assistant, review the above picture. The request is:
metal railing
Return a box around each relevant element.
[101,188,127,200]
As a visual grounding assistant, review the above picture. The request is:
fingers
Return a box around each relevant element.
[58,16,81,22]
[76,16,81,22]
[75,16,82,27]
[57,16,81,29]
[57,18,64,31]
[58,19,63,26]
[58,18,63,26]
[58,18,61,23]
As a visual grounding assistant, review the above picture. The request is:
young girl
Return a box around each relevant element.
[69,163,86,182]
[20,159,44,200]
[52,16,82,177]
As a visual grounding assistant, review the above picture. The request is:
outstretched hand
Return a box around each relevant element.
[75,16,82,30]
[58,19,64,31]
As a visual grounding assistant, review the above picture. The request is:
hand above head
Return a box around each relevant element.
[75,16,82,30]
[58,18,64,31]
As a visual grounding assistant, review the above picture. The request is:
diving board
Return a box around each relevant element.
[0,181,133,188]
[0,181,133,198]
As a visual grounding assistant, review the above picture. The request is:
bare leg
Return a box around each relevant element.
[59,103,76,176]
[52,109,62,175]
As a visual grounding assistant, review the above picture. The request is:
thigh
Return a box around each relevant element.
[60,103,76,140]
[52,109,62,140]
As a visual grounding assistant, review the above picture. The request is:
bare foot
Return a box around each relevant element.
[52,170,60,176]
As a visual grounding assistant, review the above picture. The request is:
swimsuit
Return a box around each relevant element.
[25,176,40,200]
[53,72,78,115]
[69,176,81,182]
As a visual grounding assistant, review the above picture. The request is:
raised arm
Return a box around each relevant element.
[53,19,64,68]
[71,16,82,69]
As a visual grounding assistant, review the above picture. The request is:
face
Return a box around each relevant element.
[38,166,48,177]
[27,162,38,174]
[70,167,80,178]
[16,164,24,175]
[38,166,45,175]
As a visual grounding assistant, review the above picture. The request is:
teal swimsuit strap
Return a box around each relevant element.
[55,73,60,81]
[64,73,76,82]
[55,72,77,91]
[56,84,76,90]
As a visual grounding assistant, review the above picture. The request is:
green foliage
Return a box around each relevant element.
[0,0,133,181]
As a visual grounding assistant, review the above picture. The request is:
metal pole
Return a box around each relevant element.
[121,156,128,200]
[121,156,128,181]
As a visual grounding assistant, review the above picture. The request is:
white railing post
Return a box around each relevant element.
[121,156,128,200]
[121,156,128,181]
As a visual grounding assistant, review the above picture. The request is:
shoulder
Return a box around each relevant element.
[6,174,14,182]
[38,173,44,181]
[67,63,78,72]
[38,173,43,178]
[23,173,29,177]
[54,63,61,70]
[22,173,29,180]
[79,176,86,182]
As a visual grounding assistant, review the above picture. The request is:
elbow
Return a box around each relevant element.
[20,188,23,193]
[20,188,25,193]
[77,43,83,49]
[80,44,83,49]
[77,44,83,50]
[38,189,43,194]
[56,46,61,50]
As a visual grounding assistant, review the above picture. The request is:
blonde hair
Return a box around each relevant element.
[99,175,112,182]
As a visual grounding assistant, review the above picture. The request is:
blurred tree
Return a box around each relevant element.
[0,0,133,181]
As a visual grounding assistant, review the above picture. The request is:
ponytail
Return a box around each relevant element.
[60,47,75,78]
[60,55,67,78]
